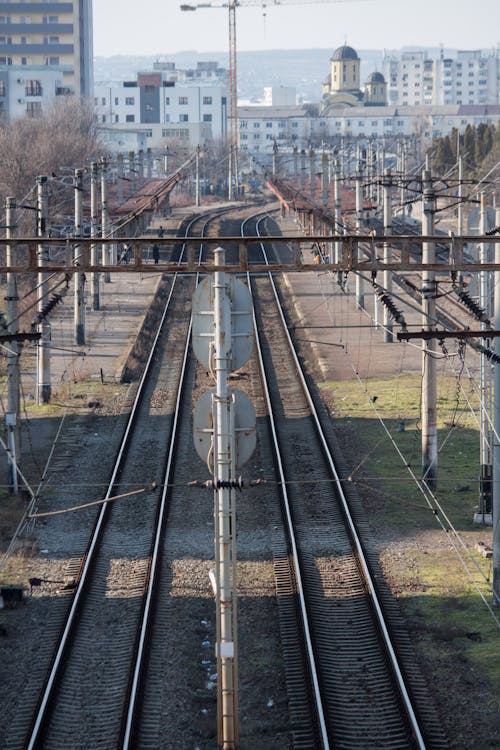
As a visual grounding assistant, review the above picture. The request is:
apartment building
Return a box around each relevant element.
[94,69,228,150]
[0,0,93,118]
[382,48,500,106]
[238,103,500,154]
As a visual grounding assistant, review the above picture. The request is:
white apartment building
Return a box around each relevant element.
[238,103,500,153]
[94,65,229,149]
[0,0,93,118]
[238,105,310,153]
[382,48,500,106]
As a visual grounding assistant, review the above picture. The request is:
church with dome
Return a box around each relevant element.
[321,44,387,112]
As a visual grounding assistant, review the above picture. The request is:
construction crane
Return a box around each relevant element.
[181,0,367,200]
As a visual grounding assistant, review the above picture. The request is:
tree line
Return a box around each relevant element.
[431,122,500,176]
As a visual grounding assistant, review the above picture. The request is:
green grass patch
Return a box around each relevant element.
[321,374,482,530]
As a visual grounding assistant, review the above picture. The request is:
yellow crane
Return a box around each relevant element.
[181,0,369,199]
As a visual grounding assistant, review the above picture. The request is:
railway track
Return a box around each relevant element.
[4,202,450,749]
[239,215,448,748]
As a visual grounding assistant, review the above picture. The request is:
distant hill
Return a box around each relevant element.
[94,48,385,103]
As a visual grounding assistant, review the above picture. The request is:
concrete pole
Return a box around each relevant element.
[478,192,492,518]
[400,142,406,226]
[195,145,201,207]
[163,145,169,176]
[6,197,20,491]
[383,169,393,342]
[300,149,306,192]
[321,151,328,206]
[101,157,111,283]
[309,149,316,197]
[457,155,465,287]
[36,176,51,404]
[293,146,298,177]
[355,158,365,310]
[74,168,85,345]
[213,247,238,749]
[128,151,136,197]
[117,153,124,205]
[146,147,153,180]
[90,162,100,311]
[421,169,438,490]
[333,158,341,265]
[492,206,500,604]
[138,149,145,188]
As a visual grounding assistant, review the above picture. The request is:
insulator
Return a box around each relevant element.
[374,285,407,329]
[475,343,500,365]
[456,289,490,324]
[32,290,66,327]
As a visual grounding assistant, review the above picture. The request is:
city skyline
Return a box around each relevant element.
[94,0,499,58]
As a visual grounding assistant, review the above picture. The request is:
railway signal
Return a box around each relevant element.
[192,248,255,749]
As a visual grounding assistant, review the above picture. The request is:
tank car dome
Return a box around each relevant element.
[331,45,359,61]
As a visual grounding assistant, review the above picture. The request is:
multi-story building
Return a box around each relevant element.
[0,0,93,118]
[238,103,500,154]
[94,65,229,150]
[382,48,500,106]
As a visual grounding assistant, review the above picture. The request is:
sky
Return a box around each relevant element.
[93,0,500,57]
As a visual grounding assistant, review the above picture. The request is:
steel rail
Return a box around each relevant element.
[25,205,231,749]
[241,212,331,749]
[120,207,225,747]
[251,212,427,749]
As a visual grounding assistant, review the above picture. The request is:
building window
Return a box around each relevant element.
[0,80,4,96]
[43,16,59,24]
[240,120,247,128]
[125,97,134,105]
[203,96,212,104]
[26,101,42,116]
[48,57,59,65]
[102,115,106,123]
[240,133,248,140]
[266,122,273,128]
[0,56,12,65]
[0,36,12,44]
[26,80,42,96]
[203,114,212,122]
[178,96,188,105]
[101,97,106,105]
[253,122,260,128]
[292,122,298,128]
[126,114,135,123]
[180,113,188,122]
[145,129,153,137]
[115,114,119,123]
[164,114,170,122]
[165,97,170,105]
[114,97,119,105]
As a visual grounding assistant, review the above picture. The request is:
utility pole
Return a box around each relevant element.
[493,205,500,604]
[321,150,328,206]
[213,247,238,748]
[333,157,341,265]
[195,145,201,207]
[300,149,306,192]
[383,168,393,342]
[6,197,20,491]
[309,149,316,197]
[117,153,124,205]
[163,145,169,176]
[36,175,51,404]
[74,168,85,345]
[90,161,100,311]
[457,154,465,288]
[101,156,111,283]
[128,151,136,197]
[478,192,492,520]
[355,151,365,310]
[399,141,406,226]
[421,169,438,490]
